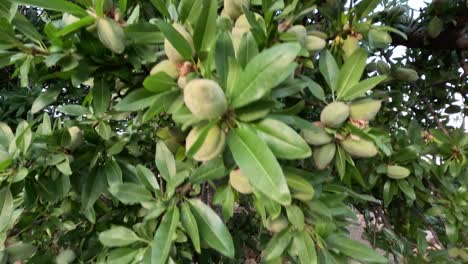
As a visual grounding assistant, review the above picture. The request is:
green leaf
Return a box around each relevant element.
[227,125,291,205]
[231,43,301,108]
[136,164,160,191]
[155,20,192,60]
[286,205,304,230]
[225,58,242,99]
[213,185,235,219]
[31,87,61,114]
[180,202,201,253]
[0,187,13,232]
[57,105,87,116]
[339,75,388,100]
[193,0,217,52]
[114,89,160,112]
[336,48,367,94]
[188,199,234,258]
[143,72,177,93]
[93,77,111,114]
[109,183,154,205]
[12,13,42,43]
[107,248,141,264]
[383,180,393,207]
[155,141,176,181]
[293,232,317,264]
[56,158,72,175]
[8,0,87,15]
[253,118,311,160]
[99,226,142,247]
[105,159,123,187]
[263,230,292,261]
[301,75,325,101]
[54,16,94,37]
[81,167,107,209]
[397,179,416,201]
[152,207,180,264]
[0,151,12,172]
[326,234,387,263]
[268,114,317,131]
[95,121,112,140]
[214,31,235,89]
[237,32,259,68]
[335,146,346,180]
[284,168,315,201]
[125,22,164,44]
[319,49,339,93]
[150,0,170,18]
[190,158,226,184]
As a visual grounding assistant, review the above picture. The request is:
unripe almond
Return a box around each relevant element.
[229,169,253,194]
[320,102,350,128]
[97,17,125,54]
[231,27,247,54]
[392,68,419,82]
[304,35,327,51]
[224,0,248,20]
[313,143,336,170]
[184,79,228,120]
[287,25,307,46]
[342,36,359,59]
[150,60,179,79]
[62,13,80,26]
[266,215,288,233]
[164,24,194,63]
[301,125,332,146]
[368,29,392,49]
[234,13,264,30]
[67,126,83,150]
[186,125,226,161]
[349,98,382,121]
[386,165,410,179]
[376,60,390,74]
[340,137,378,158]
[308,30,328,40]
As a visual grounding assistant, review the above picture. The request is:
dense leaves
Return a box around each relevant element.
[0,0,466,263]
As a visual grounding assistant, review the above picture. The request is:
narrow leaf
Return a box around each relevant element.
[227,125,291,205]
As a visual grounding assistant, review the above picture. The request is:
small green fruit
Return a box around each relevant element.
[62,13,80,26]
[392,68,419,82]
[164,24,194,63]
[340,137,378,158]
[377,60,390,74]
[97,17,125,54]
[224,0,248,20]
[304,35,327,51]
[184,79,228,120]
[368,29,392,49]
[234,13,263,30]
[186,125,226,161]
[229,169,253,194]
[67,126,83,150]
[266,215,288,233]
[349,98,382,121]
[288,25,307,46]
[231,27,247,54]
[320,102,350,128]
[150,60,179,79]
[308,30,328,40]
[342,36,360,59]
[386,165,411,179]
[301,124,332,146]
[313,143,336,170]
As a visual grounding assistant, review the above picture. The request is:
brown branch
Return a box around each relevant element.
[426,101,449,135]
[391,6,468,50]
